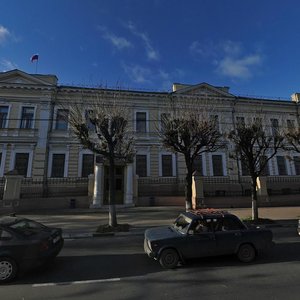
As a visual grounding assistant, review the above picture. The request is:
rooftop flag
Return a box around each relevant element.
[30,54,39,62]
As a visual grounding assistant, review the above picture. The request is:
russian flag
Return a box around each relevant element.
[30,54,39,62]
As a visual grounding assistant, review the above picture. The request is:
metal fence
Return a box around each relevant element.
[137,176,300,197]
[19,177,89,198]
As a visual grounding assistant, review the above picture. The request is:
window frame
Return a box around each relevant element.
[54,108,69,131]
[48,150,69,178]
[19,106,36,129]
[159,152,176,177]
[0,105,10,129]
[134,110,149,133]
[209,152,227,176]
[78,150,95,177]
[9,147,33,178]
[276,155,288,176]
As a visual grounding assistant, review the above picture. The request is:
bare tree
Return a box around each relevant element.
[158,98,223,210]
[285,126,300,153]
[63,93,134,227]
[228,120,284,221]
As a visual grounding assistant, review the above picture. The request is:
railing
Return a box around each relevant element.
[18,177,89,198]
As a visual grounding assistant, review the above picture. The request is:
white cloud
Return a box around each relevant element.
[190,39,263,80]
[0,25,10,45]
[222,40,242,56]
[216,54,262,79]
[189,40,217,58]
[0,59,18,71]
[97,26,132,50]
[122,63,152,83]
[125,22,160,61]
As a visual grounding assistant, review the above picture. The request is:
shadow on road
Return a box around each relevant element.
[13,253,160,285]
[185,241,300,269]
[6,240,300,286]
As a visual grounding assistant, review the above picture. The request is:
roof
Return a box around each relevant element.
[185,209,231,219]
[0,216,23,226]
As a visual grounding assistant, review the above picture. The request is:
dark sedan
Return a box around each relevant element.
[144,209,274,268]
[0,215,64,283]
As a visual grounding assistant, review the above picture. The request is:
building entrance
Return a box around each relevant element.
[103,166,124,205]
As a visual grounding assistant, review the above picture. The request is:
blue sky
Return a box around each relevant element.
[1,0,300,99]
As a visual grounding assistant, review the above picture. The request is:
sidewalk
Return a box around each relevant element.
[16,206,300,239]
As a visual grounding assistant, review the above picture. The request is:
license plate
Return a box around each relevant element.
[53,236,61,244]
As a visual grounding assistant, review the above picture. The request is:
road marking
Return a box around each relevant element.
[32,278,121,287]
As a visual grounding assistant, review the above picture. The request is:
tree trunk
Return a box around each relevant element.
[251,176,259,221]
[184,155,193,211]
[108,156,117,227]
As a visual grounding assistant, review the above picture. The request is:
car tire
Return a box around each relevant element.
[237,244,256,263]
[159,248,179,269]
[0,257,18,283]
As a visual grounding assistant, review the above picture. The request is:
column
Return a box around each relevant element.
[192,171,205,209]
[90,163,104,208]
[124,163,134,206]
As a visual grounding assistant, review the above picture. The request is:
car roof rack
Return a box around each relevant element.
[187,208,230,218]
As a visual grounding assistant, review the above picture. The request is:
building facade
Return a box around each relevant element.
[1,69,300,207]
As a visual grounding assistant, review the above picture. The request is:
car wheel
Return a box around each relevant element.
[237,244,256,263]
[159,249,179,269]
[0,257,18,283]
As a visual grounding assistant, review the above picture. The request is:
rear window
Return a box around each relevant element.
[9,219,47,236]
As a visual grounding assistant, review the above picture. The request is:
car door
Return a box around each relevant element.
[214,216,245,255]
[184,219,217,258]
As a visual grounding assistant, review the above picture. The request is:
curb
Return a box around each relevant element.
[63,229,145,239]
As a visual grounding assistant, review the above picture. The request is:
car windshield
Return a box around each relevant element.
[173,215,192,234]
[9,219,47,236]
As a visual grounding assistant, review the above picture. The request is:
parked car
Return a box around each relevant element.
[144,209,274,268]
[0,215,64,283]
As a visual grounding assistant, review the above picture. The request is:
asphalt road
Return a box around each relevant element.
[0,226,299,300]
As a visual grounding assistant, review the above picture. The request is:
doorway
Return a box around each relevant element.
[103,166,124,205]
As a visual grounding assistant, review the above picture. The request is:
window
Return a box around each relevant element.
[161,154,173,177]
[236,116,245,127]
[136,154,148,177]
[276,156,287,175]
[0,230,12,240]
[192,155,203,175]
[287,119,295,131]
[14,153,29,177]
[51,154,65,177]
[136,112,147,133]
[216,217,245,231]
[241,158,250,176]
[55,109,69,130]
[270,118,279,136]
[85,110,95,131]
[294,157,300,175]
[254,117,262,126]
[212,155,224,176]
[20,107,34,129]
[160,113,170,131]
[260,156,269,176]
[210,115,219,131]
[0,106,9,128]
[81,154,94,177]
